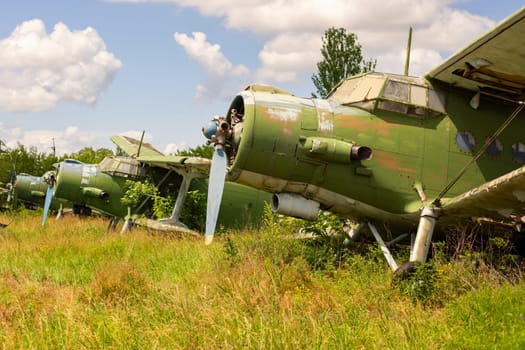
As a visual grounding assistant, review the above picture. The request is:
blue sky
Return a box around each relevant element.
[0,0,523,156]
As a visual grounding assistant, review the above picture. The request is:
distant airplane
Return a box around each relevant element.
[41,135,271,234]
[202,6,525,276]
[13,171,74,217]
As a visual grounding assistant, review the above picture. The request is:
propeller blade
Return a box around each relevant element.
[205,147,227,245]
[42,184,54,226]
[6,167,16,205]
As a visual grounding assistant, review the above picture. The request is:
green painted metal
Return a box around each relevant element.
[50,157,271,230]
[222,71,525,228]
[14,172,70,212]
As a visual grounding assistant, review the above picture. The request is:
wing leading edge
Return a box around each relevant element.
[426,6,525,100]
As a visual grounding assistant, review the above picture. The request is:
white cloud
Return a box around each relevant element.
[116,130,188,155]
[0,124,99,155]
[173,31,249,100]
[255,32,321,83]
[109,0,497,93]
[0,19,122,112]
[164,142,188,155]
[158,0,495,92]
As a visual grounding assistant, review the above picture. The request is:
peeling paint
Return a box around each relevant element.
[81,165,97,185]
[266,107,300,122]
[318,111,334,132]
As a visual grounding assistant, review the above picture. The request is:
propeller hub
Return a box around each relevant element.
[202,116,231,148]
[202,120,218,140]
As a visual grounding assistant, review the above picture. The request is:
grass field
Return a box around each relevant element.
[0,212,524,349]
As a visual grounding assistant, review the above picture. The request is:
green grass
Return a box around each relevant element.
[0,213,524,349]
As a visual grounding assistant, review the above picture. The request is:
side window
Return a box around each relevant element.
[383,81,409,102]
[485,138,503,157]
[456,131,476,152]
[512,142,525,163]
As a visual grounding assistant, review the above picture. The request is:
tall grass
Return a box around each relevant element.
[0,212,523,349]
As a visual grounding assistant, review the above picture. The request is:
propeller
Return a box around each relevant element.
[41,171,56,226]
[202,117,231,244]
[6,164,16,206]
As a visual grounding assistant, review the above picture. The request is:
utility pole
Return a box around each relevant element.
[51,137,56,157]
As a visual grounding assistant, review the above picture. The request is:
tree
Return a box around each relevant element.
[0,144,58,185]
[175,144,214,159]
[311,27,376,98]
[64,147,113,164]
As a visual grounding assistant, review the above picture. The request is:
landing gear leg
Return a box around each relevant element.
[395,205,439,278]
[107,216,120,232]
[159,173,196,228]
[56,203,63,220]
[367,222,399,272]
[120,207,133,234]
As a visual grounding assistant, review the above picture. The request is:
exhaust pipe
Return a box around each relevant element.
[271,193,319,221]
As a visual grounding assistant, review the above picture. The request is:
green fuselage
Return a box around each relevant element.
[15,173,70,212]
[53,158,270,229]
[225,78,523,227]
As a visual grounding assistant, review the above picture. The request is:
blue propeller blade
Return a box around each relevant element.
[42,185,54,226]
[205,147,227,244]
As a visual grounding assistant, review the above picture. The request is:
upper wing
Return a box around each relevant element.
[111,135,164,157]
[440,165,525,223]
[111,134,212,178]
[137,154,211,178]
[426,6,525,99]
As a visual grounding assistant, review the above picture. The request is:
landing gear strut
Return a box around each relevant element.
[395,205,439,278]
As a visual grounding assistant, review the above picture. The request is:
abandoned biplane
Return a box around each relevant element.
[41,135,271,233]
[202,6,525,275]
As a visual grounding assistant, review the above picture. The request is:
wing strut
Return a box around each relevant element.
[158,172,197,228]
[434,101,525,204]
[367,222,399,272]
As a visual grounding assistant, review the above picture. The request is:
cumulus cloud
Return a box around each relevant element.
[0,19,122,112]
[255,32,322,83]
[116,130,187,155]
[115,0,496,89]
[173,31,248,100]
[164,141,188,155]
[0,123,99,155]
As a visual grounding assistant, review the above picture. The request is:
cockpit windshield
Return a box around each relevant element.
[99,156,146,179]
[328,72,446,119]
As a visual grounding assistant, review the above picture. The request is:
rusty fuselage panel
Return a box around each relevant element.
[224,77,524,226]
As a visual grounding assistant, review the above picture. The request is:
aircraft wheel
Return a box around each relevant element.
[393,261,417,280]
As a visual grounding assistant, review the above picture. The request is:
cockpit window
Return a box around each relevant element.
[383,80,409,102]
[328,72,446,119]
[99,156,145,179]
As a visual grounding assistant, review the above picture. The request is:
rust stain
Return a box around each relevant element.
[335,114,393,138]
[373,150,416,174]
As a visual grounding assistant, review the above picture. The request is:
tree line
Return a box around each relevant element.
[0,143,113,186]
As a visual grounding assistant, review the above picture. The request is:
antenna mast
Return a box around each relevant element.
[51,137,56,157]
[404,27,412,76]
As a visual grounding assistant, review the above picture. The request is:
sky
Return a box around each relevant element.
[0,0,524,157]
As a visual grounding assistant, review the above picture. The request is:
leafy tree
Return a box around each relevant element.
[0,144,58,184]
[311,27,376,98]
[0,144,114,185]
[175,144,214,159]
[64,147,113,164]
